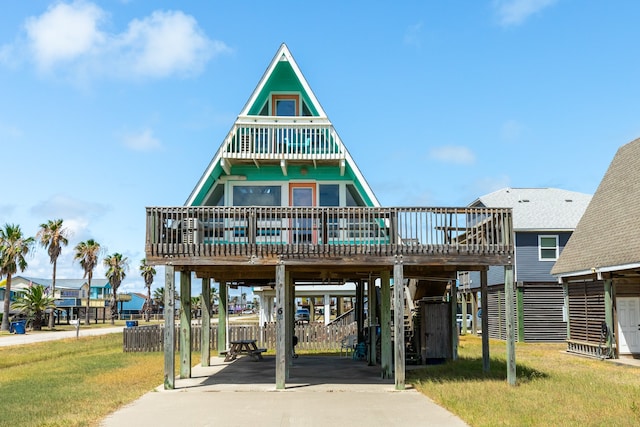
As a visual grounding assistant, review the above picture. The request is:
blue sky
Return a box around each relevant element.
[1,1,639,295]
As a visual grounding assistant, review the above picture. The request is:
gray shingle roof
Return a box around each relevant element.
[470,187,591,231]
[552,138,640,276]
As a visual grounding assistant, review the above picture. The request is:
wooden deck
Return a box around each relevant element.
[145,206,513,279]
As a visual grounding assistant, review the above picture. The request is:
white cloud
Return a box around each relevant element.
[429,145,475,165]
[117,10,224,78]
[25,0,106,70]
[122,128,162,151]
[493,0,558,27]
[9,1,227,80]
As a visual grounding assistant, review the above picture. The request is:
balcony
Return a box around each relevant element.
[220,116,346,173]
[145,206,513,268]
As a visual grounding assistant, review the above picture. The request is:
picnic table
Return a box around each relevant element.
[222,339,266,362]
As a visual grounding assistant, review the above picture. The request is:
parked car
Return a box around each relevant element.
[295,308,310,324]
[456,313,472,330]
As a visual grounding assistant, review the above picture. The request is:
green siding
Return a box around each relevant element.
[190,162,224,206]
[190,162,375,208]
[247,62,319,116]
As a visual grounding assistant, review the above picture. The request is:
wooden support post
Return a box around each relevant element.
[356,280,364,343]
[450,280,458,360]
[604,279,614,350]
[201,277,211,367]
[275,264,286,390]
[286,270,293,379]
[163,265,175,390]
[481,269,490,373]
[217,281,227,356]
[179,271,191,379]
[380,269,392,379]
[393,262,405,390]
[471,291,478,336]
[505,264,516,386]
[368,276,377,366]
[461,292,468,335]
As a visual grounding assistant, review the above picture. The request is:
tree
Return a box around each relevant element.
[11,284,55,330]
[139,259,156,322]
[36,219,69,328]
[191,295,201,319]
[104,252,129,324]
[153,286,165,311]
[241,292,247,311]
[0,224,35,331]
[73,239,101,325]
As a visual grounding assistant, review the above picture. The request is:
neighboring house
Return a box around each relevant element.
[119,292,146,319]
[461,188,591,342]
[0,278,30,317]
[552,138,640,359]
[11,276,112,323]
[144,44,514,390]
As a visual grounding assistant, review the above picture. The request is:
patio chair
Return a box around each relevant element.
[340,335,357,358]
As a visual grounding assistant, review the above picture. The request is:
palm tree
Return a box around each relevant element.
[191,295,201,319]
[11,284,55,330]
[139,259,156,322]
[153,286,165,311]
[241,292,247,311]
[104,252,129,324]
[0,224,35,331]
[73,239,101,325]
[210,285,218,314]
[36,219,69,328]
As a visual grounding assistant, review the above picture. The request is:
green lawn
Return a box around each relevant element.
[409,335,640,426]
[2,332,639,426]
[0,333,176,427]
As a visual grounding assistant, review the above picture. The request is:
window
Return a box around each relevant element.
[272,94,299,116]
[319,184,339,206]
[346,184,365,206]
[233,186,281,206]
[539,235,559,261]
[204,184,224,206]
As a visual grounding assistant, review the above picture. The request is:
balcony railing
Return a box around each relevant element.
[221,116,346,162]
[145,206,512,263]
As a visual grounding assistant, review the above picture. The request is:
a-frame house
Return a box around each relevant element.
[144,43,516,389]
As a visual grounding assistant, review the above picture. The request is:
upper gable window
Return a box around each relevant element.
[272,94,299,116]
[539,235,559,261]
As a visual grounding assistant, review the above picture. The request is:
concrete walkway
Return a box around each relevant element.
[101,355,470,427]
[0,326,123,346]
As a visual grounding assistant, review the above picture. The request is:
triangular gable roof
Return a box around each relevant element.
[185,43,380,207]
[239,43,327,118]
[552,138,640,277]
[470,187,591,231]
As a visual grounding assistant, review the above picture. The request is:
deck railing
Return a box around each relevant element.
[221,116,345,162]
[145,206,512,261]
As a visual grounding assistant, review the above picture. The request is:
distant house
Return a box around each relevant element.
[552,138,640,358]
[118,292,146,319]
[461,187,591,342]
[11,276,112,323]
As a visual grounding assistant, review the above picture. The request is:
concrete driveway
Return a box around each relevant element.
[100,355,470,427]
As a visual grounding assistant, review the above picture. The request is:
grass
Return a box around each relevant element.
[0,333,191,427]
[409,335,640,427]
[2,331,640,426]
